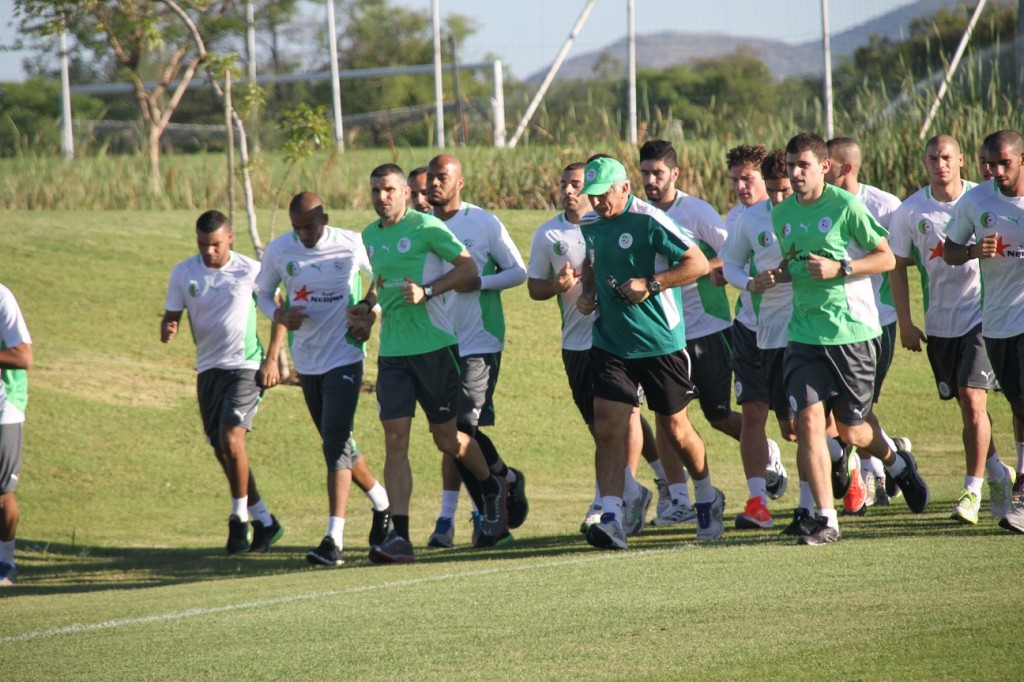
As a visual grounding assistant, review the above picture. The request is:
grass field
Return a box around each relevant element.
[1,208,1023,680]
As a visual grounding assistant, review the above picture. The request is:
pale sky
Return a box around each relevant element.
[0,0,917,83]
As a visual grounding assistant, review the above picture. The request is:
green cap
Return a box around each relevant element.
[580,157,628,195]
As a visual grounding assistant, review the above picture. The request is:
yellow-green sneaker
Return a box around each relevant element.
[989,463,1016,519]
[951,489,980,525]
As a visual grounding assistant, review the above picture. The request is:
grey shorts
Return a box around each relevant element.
[984,333,1024,404]
[731,321,768,405]
[927,323,998,400]
[0,422,23,494]
[457,352,500,428]
[686,330,734,422]
[562,348,595,424]
[197,368,262,445]
[762,347,795,420]
[299,363,363,471]
[784,340,876,425]
[377,346,461,423]
[872,322,897,402]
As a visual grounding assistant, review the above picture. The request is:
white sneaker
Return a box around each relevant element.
[586,513,628,550]
[623,485,653,536]
[989,463,1016,518]
[950,489,980,525]
[650,498,698,526]
[765,439,788,500]
[695,487,726,540]
[654,478,672,517]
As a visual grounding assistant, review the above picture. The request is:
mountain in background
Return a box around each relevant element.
[528,0,1006,81]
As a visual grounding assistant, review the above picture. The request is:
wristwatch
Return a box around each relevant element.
[839,258,853,277]
[423,285,435,300]
[646,277,661,295]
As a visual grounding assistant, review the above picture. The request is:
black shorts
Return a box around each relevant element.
[377,346,461,423]
[872,322,897,403]
[562,348,595,424]
[590,346,696,416]
[927,323,998,400]
[196,368,262,445]
[784,340,876,425]
[984,333,1024,403]
[762,347,794,420]
[299,363,363,471]
[686,330,734,422]
[731,320,768,405]
[0,422,23,494]
[457,352,500,428]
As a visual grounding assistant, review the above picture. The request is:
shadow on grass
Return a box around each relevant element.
[7,496,1016,596]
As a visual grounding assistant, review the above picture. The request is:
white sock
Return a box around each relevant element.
[439,489,460,519]
[599,496,623,521]
[591,481,602,508]
[884,455,907,477]
[231,496,249,521]
[747,476,767,505]
[624,466,640,499]
[649,459,667,480]
[365,482,390,512]
[692,475,715,505]
[867,456,885,478]
[986,452,1008,481]
[1016,441,1024,472]
[878,428,899,454]
[826,437,843,463]
[819,508,839,529]
[965,476,984,496]
[327,516,345,546]
[248,499,272,526]
[0,539,14,565]
[799,481,816,513]
[668,482,691,506]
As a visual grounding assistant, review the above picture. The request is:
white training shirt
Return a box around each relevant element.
[724,202,759,331]
[857,183,902,326]
[441,201,527,355]
[256,227,371,375]
[0,283,31,425]
[527,212,593,351]
[664,192,733,339]
[720,199,793,350]
[165,252,264,374]
[888,180,980,337]
[946,180,1024,339]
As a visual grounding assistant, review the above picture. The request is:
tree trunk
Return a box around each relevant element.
[147,122,162,196]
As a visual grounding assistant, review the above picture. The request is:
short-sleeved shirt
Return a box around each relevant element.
[527,213,593,351]
[725,202,759,331]
[0,284,31,425]
[946,180,1024,339]
[580,195,691,358]
[362,209,465,357]
[771,184,887,346]
[441,202,526,355]
[663,192,732,339]
[256,227,369,375]
[721,199,793,350]
[889,180,980,337]
[857,183,902,327]
[166,252,264,374]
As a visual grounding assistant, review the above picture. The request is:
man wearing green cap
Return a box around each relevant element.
[576,156,725,549]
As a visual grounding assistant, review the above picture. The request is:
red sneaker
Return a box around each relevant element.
[842,453,867,515]
[735,496,774,529]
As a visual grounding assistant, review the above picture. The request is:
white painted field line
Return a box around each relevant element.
[2,545,692,644]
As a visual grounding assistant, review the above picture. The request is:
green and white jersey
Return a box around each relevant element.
[771,185,886,346]
[527,213,592,351]
[889,181,980,337]
[256,227,369,374]
[0,283,30,425]
[362,209,464,357]
[721,199,792,350]
[580,195,691,358]
[166,252,264,374]
[664,192,732,339]
[857,183,902,327]
[946,180,1024,339]
[725,202,759,331]
[441,202,527,355]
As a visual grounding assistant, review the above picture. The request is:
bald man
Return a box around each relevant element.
[256,192,392,567]
[889,134,1013,526]
[945,129,1024,533]
[424,154,529,547]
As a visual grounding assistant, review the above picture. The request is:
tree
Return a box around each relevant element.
[14,0,241,194]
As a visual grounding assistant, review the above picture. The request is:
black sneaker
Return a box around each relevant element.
[249,515,284,553]
[481,475,510,540]
[781,508,817,537]
[473,528,514,548]
[306,536,345,567]
[369,507,391,547]
[798,516,842,545]
[892,450,929,513]
[831,445,852,499]
[368,530,414,564]
[226,515,251,553]
[506,468,529,529]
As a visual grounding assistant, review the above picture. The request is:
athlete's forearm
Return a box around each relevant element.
[888,262,916,328]
[431,255,478,295]
[942,239,971,266]
[653,247,710,290]
[0,343,32,371]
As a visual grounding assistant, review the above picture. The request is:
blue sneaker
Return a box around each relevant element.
[427,516,454,548]
[0,561,17,586]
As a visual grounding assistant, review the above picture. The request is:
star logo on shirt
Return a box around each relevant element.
[784,243,801,263]
[995,235,1008,256]
[928,241,944,260]
[294,285,311,302]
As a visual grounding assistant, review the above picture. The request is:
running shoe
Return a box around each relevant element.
[623,485,653,536]
[695,488,725,540]
[765,439,788,500]
[307,536,345,567]
[580,506,602,534]
[368,530,414,564]
[842,453,867,515]
[654,478,672,517]
[735,496,774,529]
[427,516,454,548]
[226,514,252,554]
[249,515,284,553]
[481,475,510,540]
[950,489,980,525]
[650,499,697,526]
[989,463,1016,519]
[506,468,529,529]
[832,444,852,499]
[369,507,391,547]
[998,500,1024,534]
[0,561,16,586]
[781,508,817,537]
[892,450,929,513]
[798,516,841,545]
[585,512,628,550]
